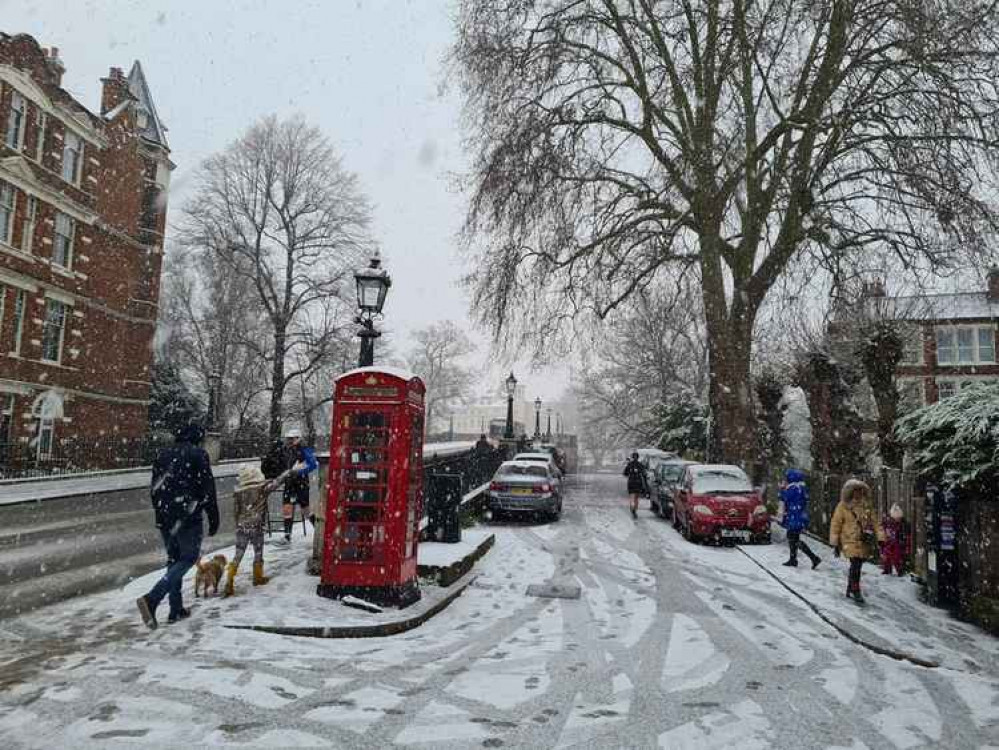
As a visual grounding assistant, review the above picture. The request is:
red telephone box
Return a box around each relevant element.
[318,367,426,607]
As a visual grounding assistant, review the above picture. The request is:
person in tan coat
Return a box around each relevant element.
[829,478,882,605]
[223,463,301,597]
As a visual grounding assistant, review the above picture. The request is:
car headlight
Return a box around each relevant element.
[753,505,768,515]
[692,504,713,516]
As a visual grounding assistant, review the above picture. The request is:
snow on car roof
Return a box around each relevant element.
[690,464,749,477]
[514,453,552,460]
[499,460,551,470]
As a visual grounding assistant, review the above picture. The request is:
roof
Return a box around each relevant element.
[513,453,552,460]
[336,366,419,382]
[498,460,551,471]
[127,61,168,149]
[868,292,999,322]
[635,448,676,458]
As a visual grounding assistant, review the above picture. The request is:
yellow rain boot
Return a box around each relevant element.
[222,562,238,597]
[253,561,270,586]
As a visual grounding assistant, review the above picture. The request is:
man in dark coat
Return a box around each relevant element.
[623,452,646,518]
[137,422,219,629]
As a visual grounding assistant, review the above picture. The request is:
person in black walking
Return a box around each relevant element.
[623,452,645,518]
[137,422,219,629]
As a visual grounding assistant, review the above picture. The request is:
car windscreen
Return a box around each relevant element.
[500,465,548,477]
[692,470,753,494]
[660,465,686,482]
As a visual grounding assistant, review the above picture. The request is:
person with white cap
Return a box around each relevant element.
[280,427,318,543]
[224,461,302,597]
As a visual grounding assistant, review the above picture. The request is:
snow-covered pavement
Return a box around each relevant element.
[1,473,997,749]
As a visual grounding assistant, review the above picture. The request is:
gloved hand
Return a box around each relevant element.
[833,545,841,558]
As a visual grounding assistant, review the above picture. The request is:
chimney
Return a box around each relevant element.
[100,66,132,116]
[44,47,65,87]
[988,267,999,302]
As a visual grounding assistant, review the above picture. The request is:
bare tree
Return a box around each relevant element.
[452,0,999,462]
[406,321,477,435]
[158,244,270,435]
[182,115,373,438]
[575,275,708,447]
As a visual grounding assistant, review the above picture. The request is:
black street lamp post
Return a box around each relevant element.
[354,251,392,367]
[206,368,222,431]
[534,397,542,439]
[504,372,517,439]
[546,408,552,440]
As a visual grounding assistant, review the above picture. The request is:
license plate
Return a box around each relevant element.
[511,488,532,496]
[721,529,750,540]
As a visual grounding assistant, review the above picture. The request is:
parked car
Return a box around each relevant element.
[487,460,562,520]
[650,459,696,518]
[538,443,567,474]
[513,452,564,494]
[634,448,678,497]
[671,464,770,544]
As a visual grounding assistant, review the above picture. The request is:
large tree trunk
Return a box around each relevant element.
[705,315,756,466]
[269,327,286,440]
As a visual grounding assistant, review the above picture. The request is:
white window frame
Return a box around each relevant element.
[11,288,25,355]
[935,324,996,366]
[61,130,82,184]
[41,298,67,363]
[0,181,13,245]
[35,113,46,162]
[35,414,54,460]
[0,392,13,446]
[900,327,924,365]
[20,196,36,254]
[52,212,74,269]
[5,90,25,150]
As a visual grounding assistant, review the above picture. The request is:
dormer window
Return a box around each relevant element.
[5,91,25,149]
[136,109,148,129]
[62,131,83,184]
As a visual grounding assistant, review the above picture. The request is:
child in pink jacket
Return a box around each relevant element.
[880,503,906,576]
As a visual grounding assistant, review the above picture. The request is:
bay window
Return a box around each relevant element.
[936,325,996,365]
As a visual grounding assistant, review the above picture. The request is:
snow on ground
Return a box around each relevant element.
[417,529,493,569]
[0,474,997,749]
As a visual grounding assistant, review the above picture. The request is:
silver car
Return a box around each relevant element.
[487,460,562,520]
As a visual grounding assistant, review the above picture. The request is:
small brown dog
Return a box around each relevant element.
[194,554,228,597]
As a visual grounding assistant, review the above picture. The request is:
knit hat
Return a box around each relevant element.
[890,503,904,520]
[237,465,266,490]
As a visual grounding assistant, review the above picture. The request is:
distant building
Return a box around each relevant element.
[0,33,172,465]
[891,270,999,404]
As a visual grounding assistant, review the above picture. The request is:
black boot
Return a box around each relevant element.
[782,559,798,567]
[283,517,293,542]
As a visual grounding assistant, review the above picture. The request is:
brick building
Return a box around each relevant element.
[0,33,172,468]
[873,270,999,406]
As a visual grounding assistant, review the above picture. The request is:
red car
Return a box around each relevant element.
[671,464,771,544]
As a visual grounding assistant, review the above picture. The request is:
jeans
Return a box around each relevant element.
[146,518,203,615]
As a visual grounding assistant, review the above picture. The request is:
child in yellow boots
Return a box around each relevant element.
[224,462,301,597]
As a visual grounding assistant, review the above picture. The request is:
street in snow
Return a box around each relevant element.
[1,473,998,749]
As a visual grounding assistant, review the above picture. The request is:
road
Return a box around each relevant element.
[0,473,996,748]
[0,476,316,619]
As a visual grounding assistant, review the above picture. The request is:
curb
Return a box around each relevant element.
[224,574,476,639]
[736,546,940,669]
[418,533,496,587]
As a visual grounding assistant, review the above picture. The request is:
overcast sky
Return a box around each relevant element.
[1,0,570,401]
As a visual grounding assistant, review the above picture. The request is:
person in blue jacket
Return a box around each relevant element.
[779,469,821,569]
[280,427,318,542]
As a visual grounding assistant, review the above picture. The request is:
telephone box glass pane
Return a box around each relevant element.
[337,410,389,564]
